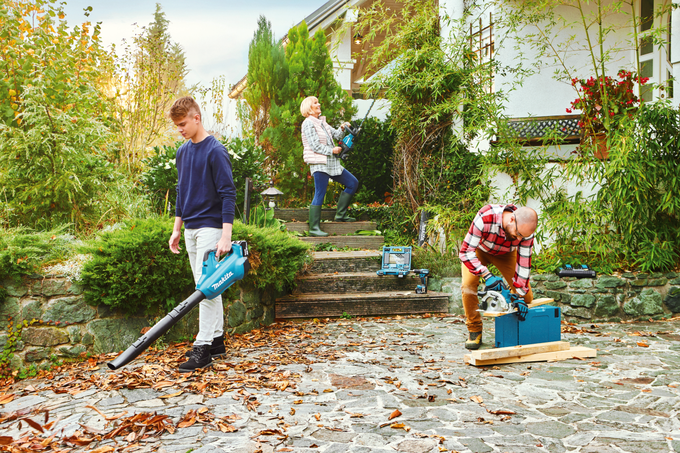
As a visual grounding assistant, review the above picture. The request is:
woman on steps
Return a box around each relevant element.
[300,96,359,237]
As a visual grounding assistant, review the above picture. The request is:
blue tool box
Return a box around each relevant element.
[494,305,562,348]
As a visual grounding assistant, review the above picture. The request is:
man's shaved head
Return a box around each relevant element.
[515,207,538,236]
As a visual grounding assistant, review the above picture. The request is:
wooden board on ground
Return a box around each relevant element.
[470,341,570,362]
[464,346,597,366]
[482,297,555,317]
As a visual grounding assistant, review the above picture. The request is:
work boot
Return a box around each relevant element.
[465,331,483,350]
[308,205,328,237]
[334,192,355,222]
[179,344,212,372]
[185,335,226,359]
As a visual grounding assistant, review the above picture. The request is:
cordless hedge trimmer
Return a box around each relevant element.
[338,99,377,161]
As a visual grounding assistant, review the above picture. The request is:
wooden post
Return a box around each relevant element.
[243,177,253,225]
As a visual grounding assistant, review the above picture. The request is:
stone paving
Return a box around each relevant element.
[2,315,680,453]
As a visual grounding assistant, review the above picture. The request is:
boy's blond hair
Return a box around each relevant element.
[170,96,202,121]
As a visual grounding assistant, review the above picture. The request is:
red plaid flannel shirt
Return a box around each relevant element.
[459,204,534,296]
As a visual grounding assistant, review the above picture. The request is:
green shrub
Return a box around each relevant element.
[351,202,418,246]
[79,217,195,316]
[140,143,181,215]
[343,116,396,204]
[233,221,311,292]
[0,226,76,289]
[412,246,461,278]
[139,137,269,217]
[78,218,311,316]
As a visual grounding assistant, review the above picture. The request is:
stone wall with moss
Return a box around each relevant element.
[431,271,680,321]
[0,274,278,371]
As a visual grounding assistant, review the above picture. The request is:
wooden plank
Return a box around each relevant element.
[482,298,555,317]
[470,341,569,361]
[465,346,596,366]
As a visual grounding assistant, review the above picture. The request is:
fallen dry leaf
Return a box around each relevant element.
[388,409,402,420]
[390,422,410,431]
[470,395,484,404]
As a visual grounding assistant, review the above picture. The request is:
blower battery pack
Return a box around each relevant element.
[556,264,596,279]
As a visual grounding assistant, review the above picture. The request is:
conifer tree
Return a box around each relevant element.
[243,16,287,153]
[264,21,355,201]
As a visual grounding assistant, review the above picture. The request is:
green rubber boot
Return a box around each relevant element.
[334,192,356,222]
[308,205,328,237]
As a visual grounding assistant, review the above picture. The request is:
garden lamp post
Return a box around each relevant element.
[260,180,283,210]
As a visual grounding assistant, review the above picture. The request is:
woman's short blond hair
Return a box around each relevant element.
[300,96,317,117]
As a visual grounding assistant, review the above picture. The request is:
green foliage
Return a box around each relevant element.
[0,0,111,128]
[223,136,270,209]
[78,218,311,316]
[232,222,311,292]
[242,15,287,157]
[355,0,491,226]
[490,102,680,273]
[343,116,396,204]
[139,136,269,217]
[0,1,120,231]
[79,217,195,316]
[0,226,76,284]
[248,206,285,230]
[411,246,461,278]
[263,21,356,203]
[351,203,417,246]
[109,4,188,169]
[0,318,36,379]
[0,84,116,231]
[140,143,181,215]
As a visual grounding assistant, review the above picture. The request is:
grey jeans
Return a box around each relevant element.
[184,227,224,346]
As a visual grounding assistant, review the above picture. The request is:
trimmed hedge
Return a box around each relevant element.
[79,218,311,316]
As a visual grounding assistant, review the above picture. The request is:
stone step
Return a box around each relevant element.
[299,235,383,250]
[285,221,377,235]
[274,208,368,222]
[275,291,450,319]
[295,272,420,294]
[309,250,382,273]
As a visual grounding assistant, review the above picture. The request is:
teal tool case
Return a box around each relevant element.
[494,305,562,348]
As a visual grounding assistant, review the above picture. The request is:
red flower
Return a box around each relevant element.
[640,77,649,84]
[566,108,573,113]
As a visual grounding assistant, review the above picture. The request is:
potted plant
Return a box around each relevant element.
[566,70,648,158]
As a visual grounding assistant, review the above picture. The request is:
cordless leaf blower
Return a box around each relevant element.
[338,99,377,161]
[107,241,250,370]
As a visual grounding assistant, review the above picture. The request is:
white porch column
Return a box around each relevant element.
[671,0,680,107]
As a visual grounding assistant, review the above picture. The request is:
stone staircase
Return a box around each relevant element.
[275,251,450,319]
[276,208,383,250]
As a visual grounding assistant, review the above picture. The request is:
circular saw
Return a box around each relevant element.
[477,279,514,314]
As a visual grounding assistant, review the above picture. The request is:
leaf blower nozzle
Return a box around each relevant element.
[107,241,250,371]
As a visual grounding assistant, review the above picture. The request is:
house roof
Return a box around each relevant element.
[228,0,352,99]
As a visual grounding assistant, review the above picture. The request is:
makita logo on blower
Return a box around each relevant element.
[211,272,234,290]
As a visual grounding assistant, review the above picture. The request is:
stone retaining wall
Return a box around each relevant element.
[431,271,680,321]
[0,275,278,370]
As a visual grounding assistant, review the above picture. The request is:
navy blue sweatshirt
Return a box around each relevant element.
[175,135,236,229]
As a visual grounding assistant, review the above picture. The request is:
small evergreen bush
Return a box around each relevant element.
[78,218,311,316]
[79,217,195,315]
[0,227,76,301]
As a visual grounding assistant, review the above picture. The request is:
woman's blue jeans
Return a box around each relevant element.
[312,170,358,206]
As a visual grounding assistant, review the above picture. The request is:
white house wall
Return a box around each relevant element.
[494,2,634,118]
